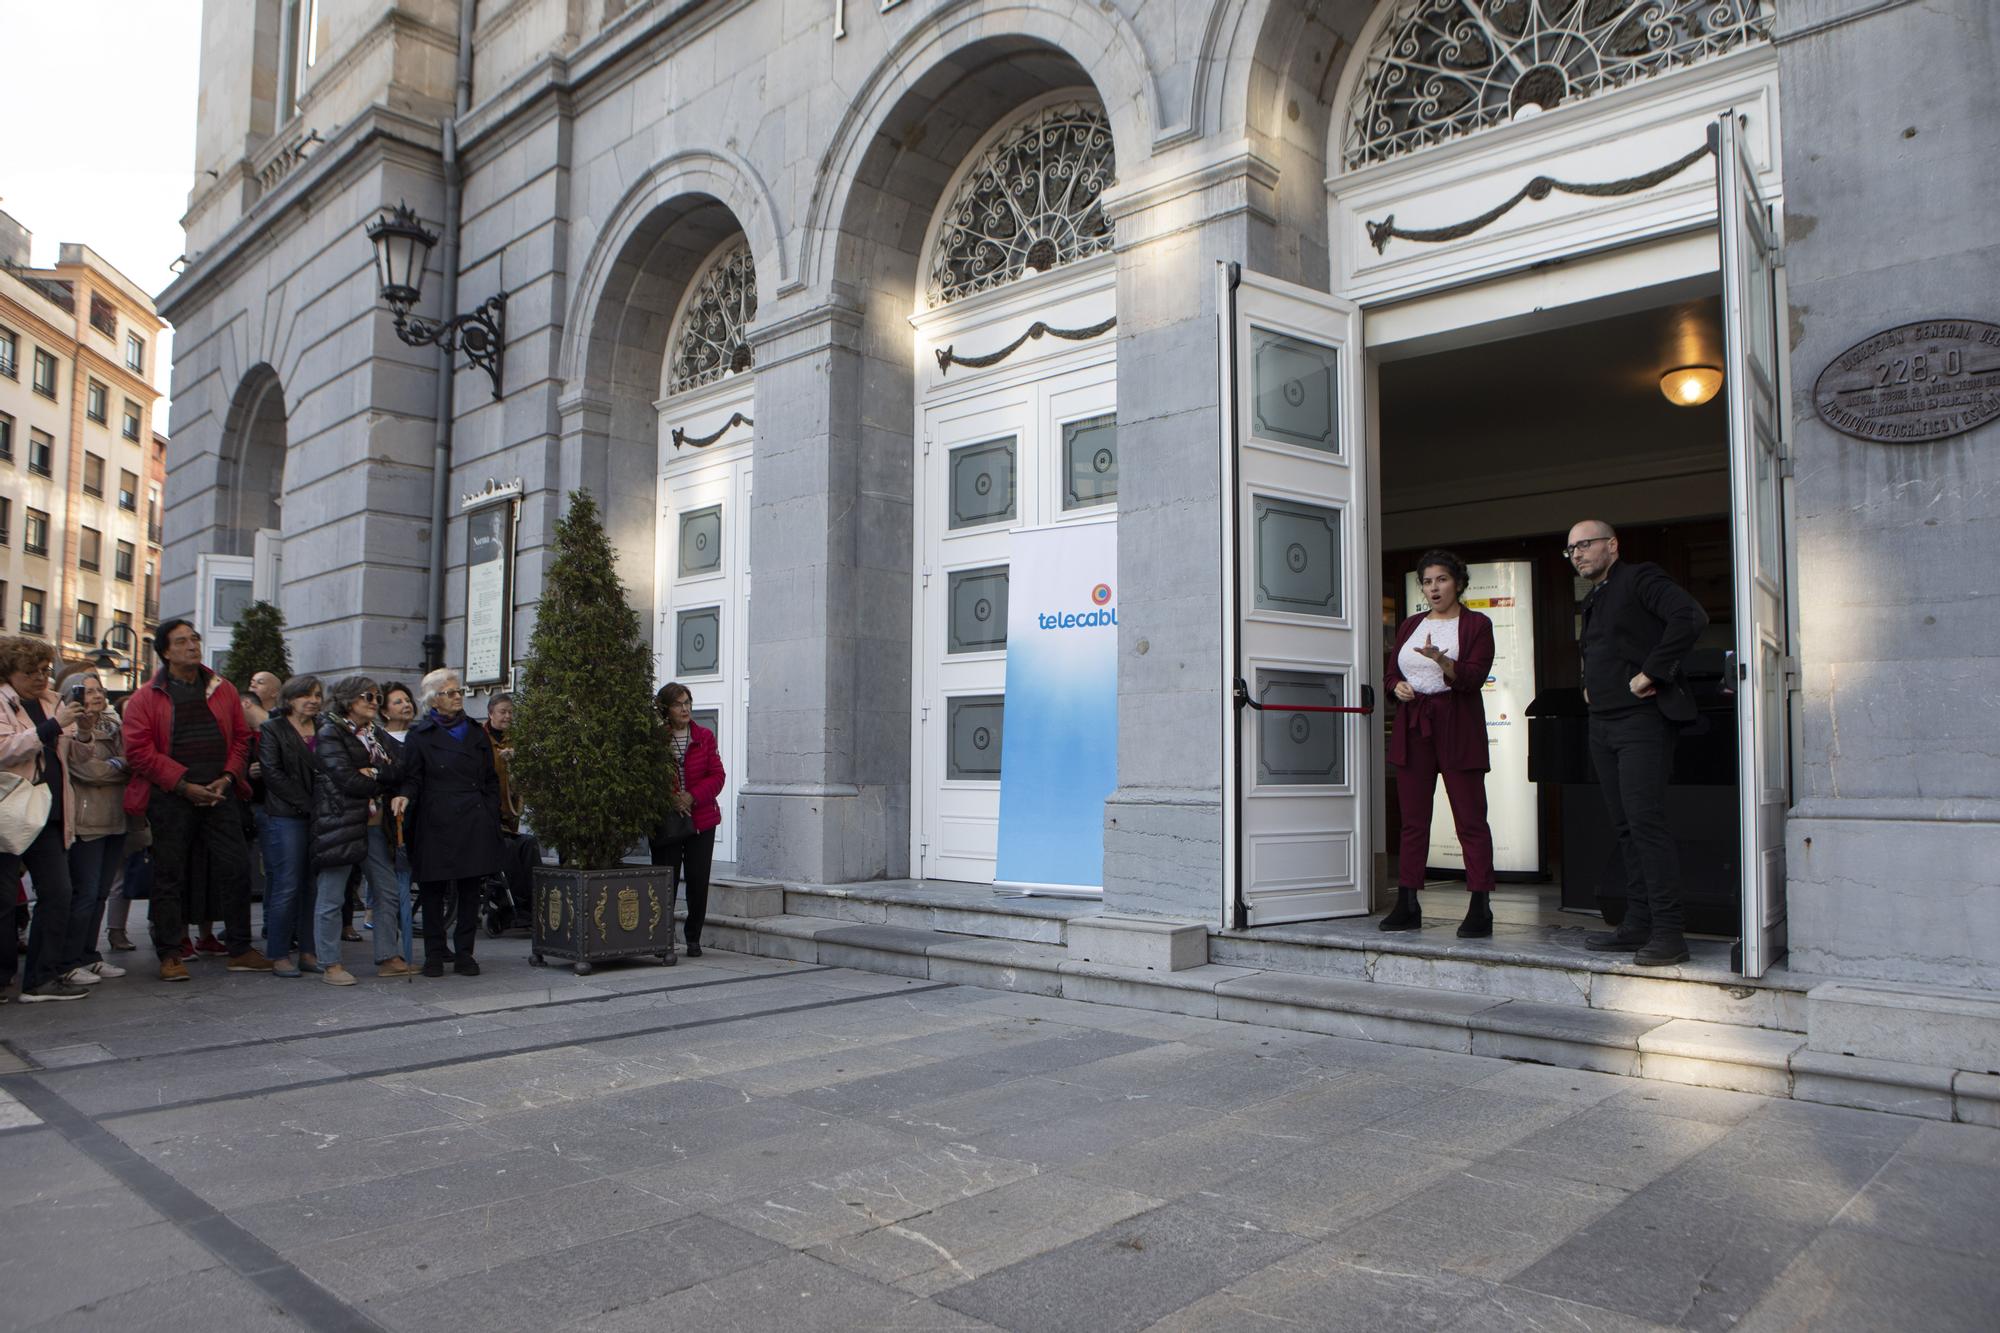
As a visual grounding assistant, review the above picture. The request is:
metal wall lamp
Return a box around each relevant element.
[364,202,507,399]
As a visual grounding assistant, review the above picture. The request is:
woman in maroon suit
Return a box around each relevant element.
[1382,550,1498,937]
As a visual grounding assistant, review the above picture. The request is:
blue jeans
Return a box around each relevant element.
[314,827,401,965]
[63,832,126,971]
[260,815,311,959]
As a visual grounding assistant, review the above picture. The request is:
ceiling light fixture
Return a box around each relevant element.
[1660,365,1723,407]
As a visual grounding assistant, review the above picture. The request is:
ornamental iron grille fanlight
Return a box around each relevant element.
[1342,0,1773,168]
[927,101,1116,307]
[666,241,758,397]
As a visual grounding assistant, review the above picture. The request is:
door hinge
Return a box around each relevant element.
[921,565,931,589]
[920,704,929,721]
[922,435,932,457]
[1782,655,1800,693]
[1777,441,1795,480]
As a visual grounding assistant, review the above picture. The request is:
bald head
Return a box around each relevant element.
[1566,519,1620,582]
[249,671,283,707]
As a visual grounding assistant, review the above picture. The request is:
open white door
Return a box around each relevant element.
[1716,115,1792,977]
[1219,264,1374,927]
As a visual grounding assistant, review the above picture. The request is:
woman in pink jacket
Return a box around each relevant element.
[0,634,88,1001]
[648,682,725,958]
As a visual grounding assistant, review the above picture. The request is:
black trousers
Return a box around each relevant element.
[419,877,483,961]
[1589,709,1683,936]
[649,827,714,946]
[0,818,75,991]
[149,791,252,959]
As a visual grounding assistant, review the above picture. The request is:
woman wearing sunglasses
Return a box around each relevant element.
[309,676,412,983]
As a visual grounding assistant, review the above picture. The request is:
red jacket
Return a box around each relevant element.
[678,723,726,834]
[1385,609,1495,772]
[122,666,254,816]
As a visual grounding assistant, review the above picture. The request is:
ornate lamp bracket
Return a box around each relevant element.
[392,292,508,400]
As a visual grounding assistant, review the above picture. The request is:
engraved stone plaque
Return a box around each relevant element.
[1813,319,2000,444]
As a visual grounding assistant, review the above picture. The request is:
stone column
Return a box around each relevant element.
[1099,151,1285,923]
[733,297,912,884]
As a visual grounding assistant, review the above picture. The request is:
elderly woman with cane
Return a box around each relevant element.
[391,668,505,977]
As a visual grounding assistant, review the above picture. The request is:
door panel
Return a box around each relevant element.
[916,361,1116,883]
[1716,114,1791,977]
[1220,267,1372,926]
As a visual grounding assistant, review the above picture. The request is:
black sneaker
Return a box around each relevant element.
[454,956,481,977]
[422,958,445,978]
[1583,930,1649,953]
[684,943,703,958]
[19,980,90,1002]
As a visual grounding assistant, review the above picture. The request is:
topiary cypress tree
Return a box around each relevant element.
[221,600,292,691]
[509,489,671,869]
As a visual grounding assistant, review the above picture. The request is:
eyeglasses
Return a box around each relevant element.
[438,687,464,698]
[1562,537,1611,559]
[357,691,380,703]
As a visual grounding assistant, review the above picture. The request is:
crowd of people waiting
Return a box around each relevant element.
[0,618,724,1001]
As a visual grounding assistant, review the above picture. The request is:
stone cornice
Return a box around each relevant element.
[744,299,866,374]
[1101,139,1281,249]
[158,105,445,321]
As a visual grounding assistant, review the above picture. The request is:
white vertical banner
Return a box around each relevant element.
[1403,560,1539,875]
[994,522,1118,896]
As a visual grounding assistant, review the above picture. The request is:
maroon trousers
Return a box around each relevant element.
[1394,724,1497,893]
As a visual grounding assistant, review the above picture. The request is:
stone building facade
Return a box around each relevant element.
[1,213,168,688]
[158,1,1996,1058]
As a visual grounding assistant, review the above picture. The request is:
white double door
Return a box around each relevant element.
[657,418,751,865]
[915,357,1117,883]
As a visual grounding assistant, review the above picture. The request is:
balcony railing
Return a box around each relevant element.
[148,521,163,544]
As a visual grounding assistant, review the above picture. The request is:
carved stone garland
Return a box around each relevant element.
[928,101,1116,307]
[666,241,757,396]
[1343,0,1773,168]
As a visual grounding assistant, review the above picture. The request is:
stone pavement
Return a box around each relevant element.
[1,938,1995,1332]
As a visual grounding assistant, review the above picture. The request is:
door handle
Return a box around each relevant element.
[1234,677,1375,715]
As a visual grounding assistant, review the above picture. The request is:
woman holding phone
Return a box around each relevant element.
[53,666,130,988]
[1382,550,1498,938]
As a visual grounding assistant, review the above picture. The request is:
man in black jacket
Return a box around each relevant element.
[1567,519,1709,966]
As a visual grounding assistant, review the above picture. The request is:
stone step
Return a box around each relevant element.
[700,909,1998,1126]
[713,877,1083,945]
[1211,925,1812,1033]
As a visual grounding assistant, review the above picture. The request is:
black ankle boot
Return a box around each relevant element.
[1633,932,1690,967]
[1456,893,1493,938]
[1378,887,1422,932]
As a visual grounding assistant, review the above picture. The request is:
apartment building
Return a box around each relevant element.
[0,210,166,688]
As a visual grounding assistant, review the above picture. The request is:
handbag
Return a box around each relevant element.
[0,756,53,855]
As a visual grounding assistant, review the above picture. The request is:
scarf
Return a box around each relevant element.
[429,708,470,741]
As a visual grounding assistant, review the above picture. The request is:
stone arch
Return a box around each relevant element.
[216,363,287,557]
[797,2,1156,298]
[559,184,760,618]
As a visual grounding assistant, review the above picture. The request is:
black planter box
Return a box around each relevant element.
[531,865,678,975]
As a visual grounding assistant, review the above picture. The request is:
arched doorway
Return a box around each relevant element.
[656,236,757,865]
[907,93,1120,886]
[218,364,286,555]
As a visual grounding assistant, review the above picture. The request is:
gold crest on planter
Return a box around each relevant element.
[647,886,663,933]
[617,885,641,932]
[545,888,562,933]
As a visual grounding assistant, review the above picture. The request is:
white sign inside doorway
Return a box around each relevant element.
[1403,560,1540,876]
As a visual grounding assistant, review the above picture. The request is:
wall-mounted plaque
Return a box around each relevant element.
[463,493,518,686]
[1813,319,2000,444]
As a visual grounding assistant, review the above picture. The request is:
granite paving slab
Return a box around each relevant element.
[577,1249,1005,1332]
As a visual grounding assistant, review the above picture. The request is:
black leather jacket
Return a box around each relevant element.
[257,717,319,821]
[310,719,399,868]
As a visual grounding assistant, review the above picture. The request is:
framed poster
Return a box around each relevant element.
[463,490,518,686]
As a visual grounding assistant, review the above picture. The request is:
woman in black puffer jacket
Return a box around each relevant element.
[309,676,409,984]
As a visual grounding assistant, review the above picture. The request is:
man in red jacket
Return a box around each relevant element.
[123,619,274,982]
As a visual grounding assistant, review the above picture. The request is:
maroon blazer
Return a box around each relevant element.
[1385,609,1495,772]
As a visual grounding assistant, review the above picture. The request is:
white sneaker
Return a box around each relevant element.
[87,960,127,979]
[60,967,103,986]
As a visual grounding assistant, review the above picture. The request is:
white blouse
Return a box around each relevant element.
[1397,615,1461,696]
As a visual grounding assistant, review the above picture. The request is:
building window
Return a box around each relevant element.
[32,348,58,397]
[0,411,11,461]
[279,0,321,117]
[0,327,16,378]
[1343,0,1775,167]
[76,600,97,644]
[80,526,102,571]
[666,242,758,396]
[0,583,7,628]
[123,400,142,441]
[143,561,157,618]
[28,430,53,477]
[89,293,118,338]
[119,468,138,511]
[125,333,145,375]
[21,588,43,635]
[928,100,1115,307]
[0,497,10,545]
[24,509,49,558]
[83,452,106,497]
[115,539,135,582]
[147,491,162,544]
[87,380,108,423]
